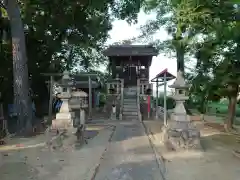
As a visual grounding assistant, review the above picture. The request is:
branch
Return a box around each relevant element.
[0,0,6,9]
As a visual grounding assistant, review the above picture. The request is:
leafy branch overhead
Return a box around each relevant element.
[123,0,240,129]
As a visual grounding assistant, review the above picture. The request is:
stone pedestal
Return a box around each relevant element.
[80,109,86,125]
[162,71,201,151]
[111,105,117,120]
[56,98,72,128]
[119,113,123,120]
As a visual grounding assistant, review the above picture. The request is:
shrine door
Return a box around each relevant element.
[124,66,137,87]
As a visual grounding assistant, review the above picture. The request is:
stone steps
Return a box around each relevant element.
[123,98,136,102]
[123,111,138,115]
[122,87,139,121]
[122,115,139,120]
[123,103,137,106]
[123,106,137,112]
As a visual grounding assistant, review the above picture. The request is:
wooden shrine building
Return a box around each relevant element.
[104,45,158,88]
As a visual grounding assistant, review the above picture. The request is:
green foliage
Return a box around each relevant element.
[156,96,176,110]
[0,0,150,117]
[129,0,240,127]
[99,93,106,107]
[0,0,113,101]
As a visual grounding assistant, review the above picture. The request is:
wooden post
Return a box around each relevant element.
[147,95,150,119]
[155,78,159,119]
[88,76,92,120]
[164,72,167,126]
[107,83,109,94]
[48,76,53,124]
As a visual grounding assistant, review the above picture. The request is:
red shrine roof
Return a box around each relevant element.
[151,68,175,82]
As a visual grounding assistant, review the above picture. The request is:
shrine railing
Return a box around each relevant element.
[106,79,124,120]
[106,79,123,94]
[138,78,153,96]
[120,79,124,120]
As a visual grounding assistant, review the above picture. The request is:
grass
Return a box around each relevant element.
[189,101,240,125]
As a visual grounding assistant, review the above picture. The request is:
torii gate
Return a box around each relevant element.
[151,68,175,125]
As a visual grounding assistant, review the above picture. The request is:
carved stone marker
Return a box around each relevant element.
[162,71,201,151]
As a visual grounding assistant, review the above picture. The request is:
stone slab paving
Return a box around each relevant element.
[144,120,240,180]
[0,125,114,180]
[94,121,163,180]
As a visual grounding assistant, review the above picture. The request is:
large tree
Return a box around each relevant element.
[189,1,240,130]
[3,0,33,133]
[0,0,151,133]
[118,0,240,130]
[1,0,113,133]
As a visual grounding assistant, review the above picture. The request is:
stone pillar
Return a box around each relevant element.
[80,108,86,125]
[137,79,140,95]
[107,83,110,94]
[119,79,124,120]
[162,71,201,151]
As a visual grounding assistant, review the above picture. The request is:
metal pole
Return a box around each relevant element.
[164,72,167,126]
[48,76,53,124]
[155,79,159,119]
[88,76,92,120]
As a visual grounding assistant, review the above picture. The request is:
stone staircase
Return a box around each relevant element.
[122,87,139,120]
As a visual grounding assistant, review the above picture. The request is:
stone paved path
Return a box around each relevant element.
[0,124,113,180]
[94,121,163,180]
[143,120,240,180]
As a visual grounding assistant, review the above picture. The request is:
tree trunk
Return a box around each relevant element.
[176,46,185,74]
[226,95,237,131]
[6,0,32,134]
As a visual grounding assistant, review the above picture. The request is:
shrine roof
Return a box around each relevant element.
[151,68,175,82]
[73,76,98,82]
[73,76,99,89]
[103,45,158,57]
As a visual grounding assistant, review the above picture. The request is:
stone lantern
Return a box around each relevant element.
[55,70,73,129]
[70,90,88,128]
[163,71,201,151]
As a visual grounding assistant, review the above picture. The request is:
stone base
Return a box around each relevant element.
[55,112,73,129]
[111,113,117,120]
[162,121,202,151]
[56,112,72,120]
[52,119,72,131]
[119,114,122,120]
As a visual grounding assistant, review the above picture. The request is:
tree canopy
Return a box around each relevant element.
[0,0,145,133]
[0,0,143,102]
[119,0,240,130]
[3,0,240,131]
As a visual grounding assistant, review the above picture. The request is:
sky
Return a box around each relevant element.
[106,11,177,94]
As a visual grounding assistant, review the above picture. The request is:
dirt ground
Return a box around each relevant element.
[0,124,112,180]
[144,119,240,180]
